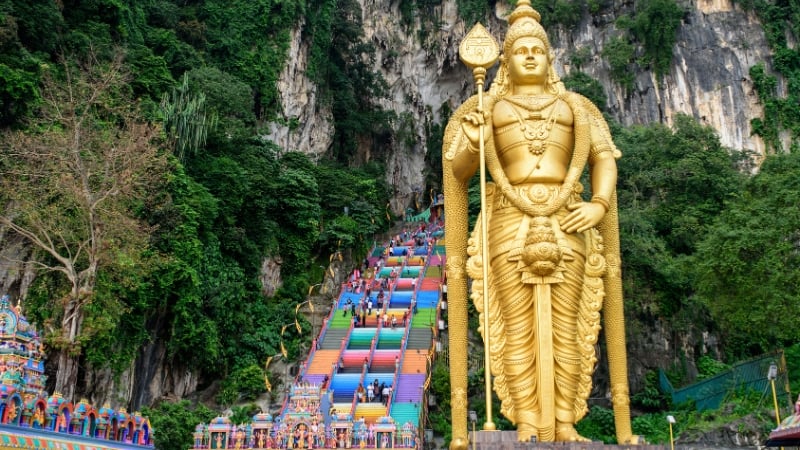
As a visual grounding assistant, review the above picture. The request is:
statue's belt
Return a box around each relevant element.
[494,182,581,211]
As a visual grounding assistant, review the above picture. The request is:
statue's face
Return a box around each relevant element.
[506,36,549,86]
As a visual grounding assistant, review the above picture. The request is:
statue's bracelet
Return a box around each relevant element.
[591,196,610,212]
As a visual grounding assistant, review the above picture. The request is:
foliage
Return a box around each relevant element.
[577,391,775,445]
[0,62,40,125]
[200,0,305,119]
[230,403,262,425]
[455,0,490,25]
[1,0,65,56]
[784,342,800,395]
[0,54,168,397]
[632,371,670,411]
[614,115,745,319]
[696,355,730,381]
[141,400,216,450]
[601,35,636,91]
[424,104,447,192]
[275,163,322,275]
[563,71,608,111]
[427,358,453,443]
[625,0,684,77]
[531,0,584,29]
[575,405,617,443]
[305,0,393,163]
[315,160,390,255]
[216,364,267,406]
[160,73,217,162]
[398,0,443,39]
[631,413,673,444]
[694,151,800,357]
[674,388,776,440]
[734,0,800,152]
[568,46,593,70]
[185,66,255,139]
[749,63,781,151]
[467,367,513,431]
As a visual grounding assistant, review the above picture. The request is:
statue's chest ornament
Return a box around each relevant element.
[505,96,561,165]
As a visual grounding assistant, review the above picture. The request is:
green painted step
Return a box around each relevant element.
[410,308,436,328]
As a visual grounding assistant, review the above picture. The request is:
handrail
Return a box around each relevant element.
[351,358,369,417]
[338,319,354,364]
[367,331,379,371]
[303,284,343,380]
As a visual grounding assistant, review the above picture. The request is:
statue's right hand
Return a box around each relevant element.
[461,110,490,150]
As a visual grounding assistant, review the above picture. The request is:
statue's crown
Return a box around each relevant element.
[504,0,550,56]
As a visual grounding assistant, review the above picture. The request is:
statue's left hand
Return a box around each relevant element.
[561,202,606,233]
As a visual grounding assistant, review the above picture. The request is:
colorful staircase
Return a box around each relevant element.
[279,222,446,446]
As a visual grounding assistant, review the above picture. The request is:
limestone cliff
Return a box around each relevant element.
[269,0,773,212]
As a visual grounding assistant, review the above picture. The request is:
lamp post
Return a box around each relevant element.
[468,411,477,450]
[769,363,781,426]
[667,415,676,450]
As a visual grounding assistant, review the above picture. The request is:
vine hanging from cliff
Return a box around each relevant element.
[305,0,393,164]
[734,0,800,152]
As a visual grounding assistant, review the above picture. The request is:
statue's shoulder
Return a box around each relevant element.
[561,91,603,116]
[562,91,619,156]
[449,94,481,120]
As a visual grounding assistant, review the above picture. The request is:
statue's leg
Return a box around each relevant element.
[552,232,591,443]
[489,207,541,441]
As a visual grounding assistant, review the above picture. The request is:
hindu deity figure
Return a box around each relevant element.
[32,408,45,428]
[443,0,636,444]
[5,401,17,423]
[266,431,275,449]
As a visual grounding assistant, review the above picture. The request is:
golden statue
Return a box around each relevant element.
[443,0,637,445]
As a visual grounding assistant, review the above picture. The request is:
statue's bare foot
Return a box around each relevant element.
[555,423,591,442]
[517,424,538,442]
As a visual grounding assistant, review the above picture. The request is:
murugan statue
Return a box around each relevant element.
[443,0,638,445]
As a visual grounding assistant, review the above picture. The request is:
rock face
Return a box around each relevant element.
[271,0,772,212]
[597,0,770,154]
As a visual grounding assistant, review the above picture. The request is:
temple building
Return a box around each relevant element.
[0,294,154,448]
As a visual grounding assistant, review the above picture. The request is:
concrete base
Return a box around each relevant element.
[470,431,666,450]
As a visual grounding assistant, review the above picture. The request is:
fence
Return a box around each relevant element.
[659,350,791,410]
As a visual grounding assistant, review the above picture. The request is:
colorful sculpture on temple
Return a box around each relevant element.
[192,380,416,449]
[0,294,154,446]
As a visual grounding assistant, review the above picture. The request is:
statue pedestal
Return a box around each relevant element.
[471,431,667,450]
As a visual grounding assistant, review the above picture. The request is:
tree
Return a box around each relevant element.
[0,53,167,399]
[614,116,745,318]
[160,72,216,162]
[141,400,216,450]
[694,152,800,357]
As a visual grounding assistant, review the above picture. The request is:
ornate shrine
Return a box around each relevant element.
[0,294,154,447]
[192,381,416,449]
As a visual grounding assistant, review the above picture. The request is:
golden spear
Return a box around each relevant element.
[458,22,499,432]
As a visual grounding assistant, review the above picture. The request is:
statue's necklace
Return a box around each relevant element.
[506,94,559,112]
[506,95,561,166]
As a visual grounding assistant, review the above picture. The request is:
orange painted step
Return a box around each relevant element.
[401,351,428,374]
[308,350,340,374]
